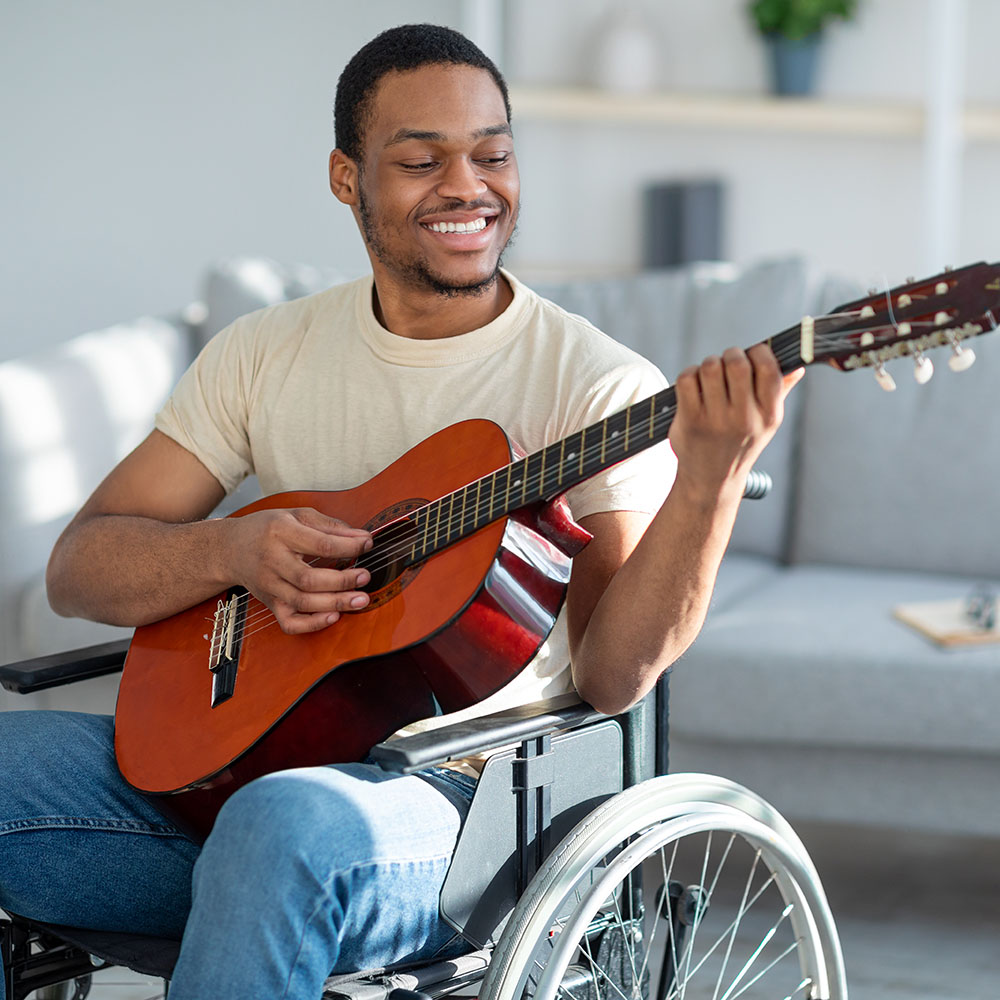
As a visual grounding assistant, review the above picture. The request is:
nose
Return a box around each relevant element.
[435,156,488,203]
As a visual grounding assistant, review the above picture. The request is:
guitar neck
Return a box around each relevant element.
[401,325,808,566]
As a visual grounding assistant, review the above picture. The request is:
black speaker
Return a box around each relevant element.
[643,179,725,268]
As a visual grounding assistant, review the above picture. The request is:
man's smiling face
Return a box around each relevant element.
[350,63,520,299]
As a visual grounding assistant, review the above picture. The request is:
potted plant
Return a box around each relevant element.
[748,0,858,96]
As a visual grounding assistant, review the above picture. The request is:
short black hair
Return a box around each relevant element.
[334,23,511,163]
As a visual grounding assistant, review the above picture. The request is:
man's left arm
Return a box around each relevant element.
[567,345,802,715]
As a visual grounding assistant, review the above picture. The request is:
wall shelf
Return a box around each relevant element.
[509,86,1000,142]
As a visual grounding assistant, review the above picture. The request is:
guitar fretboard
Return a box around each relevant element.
[401,387,675,566]
[396,323,808,569]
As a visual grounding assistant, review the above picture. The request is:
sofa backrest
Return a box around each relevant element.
[790,322,1000,578]
[534,258,862,562]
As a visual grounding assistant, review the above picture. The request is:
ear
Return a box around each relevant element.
[329,149,359,205]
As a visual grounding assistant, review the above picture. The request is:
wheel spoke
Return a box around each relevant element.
[678,830,715,991]
[717,903,795,1000]
[580,920,603,1000]
[609,873,643,989]
[782,977,816,1000]
[727,940,802,1000]
[664,872,778,1000]
[711,849,763,1000]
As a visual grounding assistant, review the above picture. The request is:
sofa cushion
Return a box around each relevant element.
[709,552,784,614]
[0,315,192,665]
[670,562,1000,755]
[790,327,1000,577]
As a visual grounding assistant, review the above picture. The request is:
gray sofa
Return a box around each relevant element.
[2,256,998,837]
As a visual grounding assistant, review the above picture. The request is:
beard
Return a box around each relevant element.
[358,187,518,299]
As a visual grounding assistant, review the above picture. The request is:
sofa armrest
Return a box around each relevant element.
[0,639,129,694]
[369,693,606,773]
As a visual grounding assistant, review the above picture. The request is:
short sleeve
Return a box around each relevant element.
[154,319,255,494]
[562,362,676,521]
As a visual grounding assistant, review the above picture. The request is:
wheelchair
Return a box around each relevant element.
[0,639,847,1000]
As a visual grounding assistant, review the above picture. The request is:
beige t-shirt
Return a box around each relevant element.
[155,270,676,735]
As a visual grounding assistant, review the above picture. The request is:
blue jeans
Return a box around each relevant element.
[0,711,475,999]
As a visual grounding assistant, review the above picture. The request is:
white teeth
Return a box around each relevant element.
[426,218,488,234]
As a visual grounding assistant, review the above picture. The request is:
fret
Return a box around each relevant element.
[403,387,686,566]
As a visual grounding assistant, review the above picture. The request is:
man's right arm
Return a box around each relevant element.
[46,430,373,633]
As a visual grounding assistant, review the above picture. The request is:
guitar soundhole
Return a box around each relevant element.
[356,499,426,609]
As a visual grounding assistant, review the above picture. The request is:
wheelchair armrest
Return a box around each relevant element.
[369,693,607,773]
[0,639,130,694]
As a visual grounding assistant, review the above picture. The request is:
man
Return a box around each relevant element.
[0,23,799,1000]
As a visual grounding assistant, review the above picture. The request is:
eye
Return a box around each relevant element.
[399,161,437,172]
[478,154,510,167]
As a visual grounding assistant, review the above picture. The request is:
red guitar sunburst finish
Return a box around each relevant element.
[114,420,590,841]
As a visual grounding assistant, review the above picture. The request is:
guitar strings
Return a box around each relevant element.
[219,309,927,642]
[219,308,950,643]
[227,310,953,645]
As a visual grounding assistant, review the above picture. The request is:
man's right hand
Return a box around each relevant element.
[227,507,373,634]
[47,430,373,632]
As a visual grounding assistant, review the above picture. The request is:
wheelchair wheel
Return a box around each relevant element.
[481,774,846,1000]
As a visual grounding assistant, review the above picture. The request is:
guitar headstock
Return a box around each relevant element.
[781,262,1000,390]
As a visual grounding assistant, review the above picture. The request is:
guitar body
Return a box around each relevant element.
[114,419,588,841]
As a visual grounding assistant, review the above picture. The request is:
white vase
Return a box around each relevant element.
[593,2,660,94]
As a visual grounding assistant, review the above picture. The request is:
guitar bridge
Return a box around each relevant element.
[208,587,248,707]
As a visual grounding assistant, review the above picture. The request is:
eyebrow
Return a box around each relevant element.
[384,123,512,147]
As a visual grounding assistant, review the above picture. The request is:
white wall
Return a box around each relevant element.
[2,0,998,361]
[503,0,1000,285]
[0,0,460,359]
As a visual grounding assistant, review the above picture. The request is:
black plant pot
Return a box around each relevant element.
[765,32,822,96]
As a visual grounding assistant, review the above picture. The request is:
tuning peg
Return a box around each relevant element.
[948,343,976,372]
[913,352,934,384]
[936,282,949,295]
[897,294,912,307]
[874,363,897,391]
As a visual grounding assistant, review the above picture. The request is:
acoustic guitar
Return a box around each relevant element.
[114,261,1000,840]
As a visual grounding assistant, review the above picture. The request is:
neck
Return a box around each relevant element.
[371,271,514,339]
